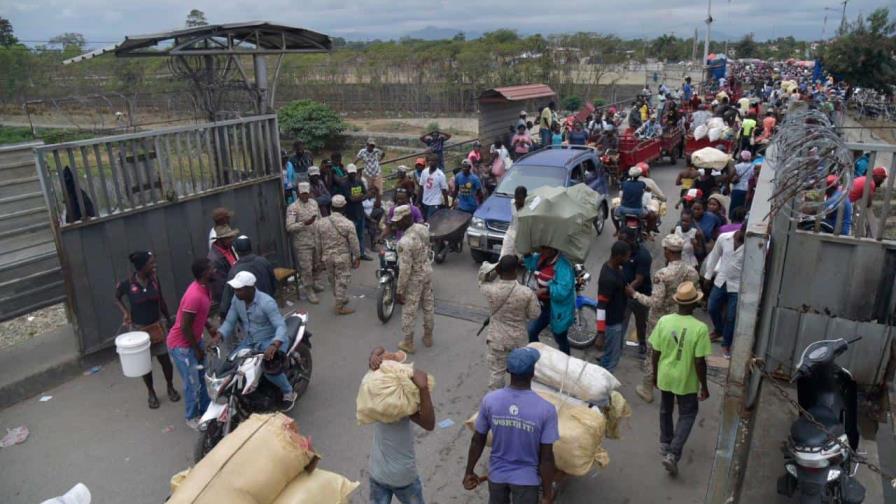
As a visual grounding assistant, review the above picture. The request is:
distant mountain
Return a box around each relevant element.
[400,26,481,41]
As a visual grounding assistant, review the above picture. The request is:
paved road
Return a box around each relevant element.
[0,159,726,503]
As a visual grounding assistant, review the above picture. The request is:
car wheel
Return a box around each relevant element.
[594,203,607,236]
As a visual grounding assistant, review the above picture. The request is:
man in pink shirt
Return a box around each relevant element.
[167,258,215,429]
[510,124,533,159]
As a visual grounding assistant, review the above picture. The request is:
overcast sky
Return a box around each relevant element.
[2,0,890,46]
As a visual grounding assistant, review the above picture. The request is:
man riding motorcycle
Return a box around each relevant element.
[614,163,663,234]
[213,271,296,411]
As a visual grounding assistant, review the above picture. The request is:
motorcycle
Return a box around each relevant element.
[377,240,399,323]
[193,312,313,462]
[566,264,599,350]
[777,337,865,504]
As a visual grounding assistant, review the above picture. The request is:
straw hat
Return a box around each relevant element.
[672,281,703,305]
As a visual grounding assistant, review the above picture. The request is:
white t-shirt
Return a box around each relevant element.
[420,168,448,206]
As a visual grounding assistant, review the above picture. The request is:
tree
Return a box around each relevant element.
[49,32,86,52]
[277,100,346,151]
[186,9,209,27]
[734,34,759,59]
[822,8,896,95]
[0,17,17,47]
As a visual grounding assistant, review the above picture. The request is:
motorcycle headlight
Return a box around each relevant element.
[384,251,397,262]
[471,216,485,230]
[205,374,229,403]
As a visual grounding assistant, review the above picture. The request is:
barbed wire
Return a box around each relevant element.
[768,107,854,222]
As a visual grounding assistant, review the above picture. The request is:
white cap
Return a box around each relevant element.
[40,483,91,504]
[227,271,257,289]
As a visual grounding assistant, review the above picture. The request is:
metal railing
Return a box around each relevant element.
[34,115,281,227]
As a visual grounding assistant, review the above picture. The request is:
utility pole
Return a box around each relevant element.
[692,27,699,62]
[838,0,849,35]
[702,0,713,82]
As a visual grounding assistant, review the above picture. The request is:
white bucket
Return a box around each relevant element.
[115,331,152,377]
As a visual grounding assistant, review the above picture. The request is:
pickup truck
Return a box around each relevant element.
[465,145,610,262]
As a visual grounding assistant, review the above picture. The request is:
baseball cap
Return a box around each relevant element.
[415,158,426,167]
[298,181,310,194]
[397,165,409,173]
[872,166,888,178]
[227,271,257,289]
[628,166,642,178]
[366,137,376,145]
[507,347,540,376]
[307,165,320,176]
[461,159,472,167]
[346,163,358,174]
[391,205,411,222]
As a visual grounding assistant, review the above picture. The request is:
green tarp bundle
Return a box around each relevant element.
[514,184,599,264]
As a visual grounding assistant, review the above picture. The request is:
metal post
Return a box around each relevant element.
[703,0,713,82]
[254,54,269,115]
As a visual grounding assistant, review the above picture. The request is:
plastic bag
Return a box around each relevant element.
[527,343,620,404]
[707,117,725,130]
[272,470,360,504]
[693,124,708,140]
[707,127,722,142]
[356,360,435,425]
[169,413,317,504]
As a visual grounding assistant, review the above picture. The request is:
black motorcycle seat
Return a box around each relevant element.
[790,405,844,447]
[284,316,303,350]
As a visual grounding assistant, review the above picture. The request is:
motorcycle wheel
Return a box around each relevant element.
[289,342,313,399]
[593,204,607,236]
[194,419,225,463]
[377,280,395,323]
[567,306,598,350]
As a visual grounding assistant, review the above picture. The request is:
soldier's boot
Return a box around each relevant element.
[312,283,325,293]
[306,287,319,305]
[636,373,654,403]
[335,303,355,315]
[398,334,415,354]
[422,331,433,348]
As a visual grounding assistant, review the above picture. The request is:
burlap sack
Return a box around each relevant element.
[168,413,317,504]
[464,389,609,476]
[356,360,435,425]
[272,469,360,504]
[604,390,632,440]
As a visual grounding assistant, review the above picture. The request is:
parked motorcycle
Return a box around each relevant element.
[566,264,599,350]
[194,312,313,462]
[377,240,399,323]
[777,337,865,504]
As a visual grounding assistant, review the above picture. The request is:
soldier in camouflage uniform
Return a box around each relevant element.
[478,255,541,390]
[317,194,361,315]
[391,205,435,353]
[286,182,325,304]
[627,234,699,403]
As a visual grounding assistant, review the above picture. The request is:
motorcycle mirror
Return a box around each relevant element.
[846,336,862,345]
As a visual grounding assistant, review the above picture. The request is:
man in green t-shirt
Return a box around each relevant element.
[648,281,711,477]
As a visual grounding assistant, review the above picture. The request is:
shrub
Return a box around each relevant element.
[592,98,607,107]
[277,99,346,151]
[561,95,583,112]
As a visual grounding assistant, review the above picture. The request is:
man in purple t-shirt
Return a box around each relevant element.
[464,347,559,503]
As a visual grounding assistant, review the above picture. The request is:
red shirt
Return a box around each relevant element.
[166,281,211,349]
[848,176,876,203]
[534,255,558,301]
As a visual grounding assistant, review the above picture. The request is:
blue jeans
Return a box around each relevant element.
[600,323,624,372]
[235,339,293,395]
[708,285,739,349]
[539,128,551,149]
[528,302,570,355]
[370,476,425,504]
[709,285,737,349]
[170,346,210,421]
[423,204,442,221]
[354,217,366,253]
[729,189,747,214]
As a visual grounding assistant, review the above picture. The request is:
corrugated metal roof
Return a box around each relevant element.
[64,21,330,65]
[479,84,556,102]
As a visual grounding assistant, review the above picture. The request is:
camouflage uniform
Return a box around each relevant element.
[317,211,360,310]
[479,275,541,390]
[286,198,324,302]
[632,259,699,402]
[397,223,434,351]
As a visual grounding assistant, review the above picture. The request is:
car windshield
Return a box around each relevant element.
[496,165,567,195]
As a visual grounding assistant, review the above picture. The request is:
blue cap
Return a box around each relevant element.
[507,347,540,376]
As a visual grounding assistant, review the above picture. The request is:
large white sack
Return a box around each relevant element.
[691,147,732,170]
[527,342,620,404]
[707,127,722,142]
[694,124,708,140]
[707,117,725,130]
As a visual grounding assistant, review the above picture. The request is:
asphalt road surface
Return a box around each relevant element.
[0,158,727,503]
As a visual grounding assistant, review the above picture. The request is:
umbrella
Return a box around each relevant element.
[514,184,599,264]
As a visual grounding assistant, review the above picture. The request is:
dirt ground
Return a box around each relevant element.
[346,116,478,136]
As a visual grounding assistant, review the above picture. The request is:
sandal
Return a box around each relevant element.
[167,387,181,403]
[148,394,160,409]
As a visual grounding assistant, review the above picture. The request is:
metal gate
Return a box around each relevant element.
[34,115,287,353]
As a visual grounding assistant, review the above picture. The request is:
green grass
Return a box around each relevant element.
[0,126,98,146]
